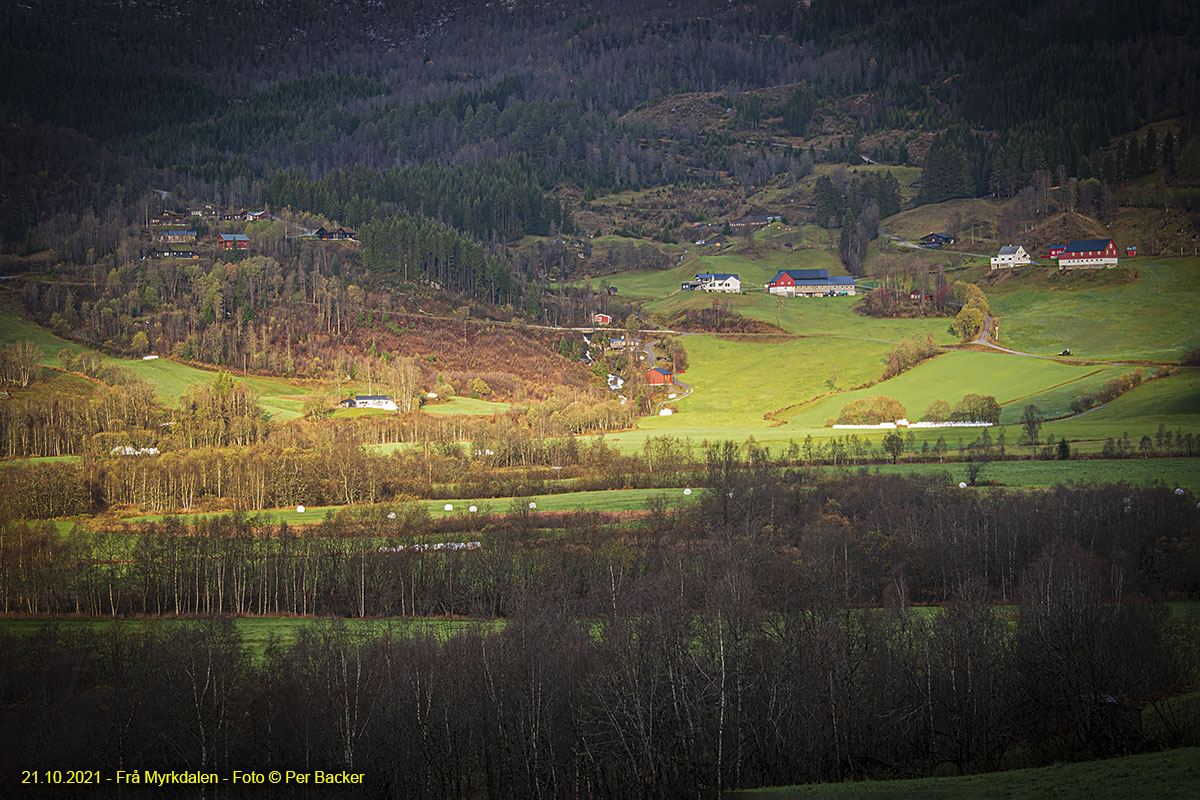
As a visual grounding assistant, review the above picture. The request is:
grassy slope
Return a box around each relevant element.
[1046,369,1200,442]
[629,334,894,442]
[881,197,1006,242]
[986,258,1200,361]
[814,459,1200,493]
[600,249,1199,453]
[609,338,1172,450]
[0,311,306,419]
[730,747,1200,800]
[124,487,701,524]
[422,396,512,415]
[783,351,1126,428]
[644,284,956,343]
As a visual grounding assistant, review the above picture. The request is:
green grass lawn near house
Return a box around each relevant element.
[597,242,843,301]
[329,406,396,419]
[986,258,1200,362]
[728,747,1200,800]
[692,248,845,291]
[422,396,512,415]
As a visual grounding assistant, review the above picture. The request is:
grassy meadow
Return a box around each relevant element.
[880,197,1006,243]
[0,310,307,419]
[591,251,1199,460]
[422,396,512,415]
[985,258,1200,361]
[782,351,1125,429]
[813,458,1200,492]
[124,487,702,525]
[632,333,894,441]
[606,337,1194,452]
[730,747,1200,800]
[0,616,503,657]
[1046,369,1200,442]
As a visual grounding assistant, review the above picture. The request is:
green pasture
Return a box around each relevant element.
[0,454,82,468]
[0,308,90,361]
[595,242,841,300]
[815,458,1200,493]
[692,247,844,291]
[736,292,955,342]
[591,260,704,300]
[0,616,502,657]
[781,351,1130,430]
[637,333,895,438]
[124,487,701,525]
[620,342,1151,450]
[330,406,394,419]
[1046,369,1200,443]
[640,280,957,342]
[422,396,512,415]
[0,311,307,418]
[730,747,1200,800]
[986,259,1200,361]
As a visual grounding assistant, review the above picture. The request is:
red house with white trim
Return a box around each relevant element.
[593,313,612,326]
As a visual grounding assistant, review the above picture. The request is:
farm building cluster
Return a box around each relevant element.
[338,395,399,410]
[144,207,356,261]
[675,269,857,297]
[987,238,1126,269]
[681,273,741,292]
[767,269,856,297]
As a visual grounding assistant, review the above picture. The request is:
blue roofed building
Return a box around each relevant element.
[1057,238,1118,269]
[766,269,856,297]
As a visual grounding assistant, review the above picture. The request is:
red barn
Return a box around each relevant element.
[1058,239,1118,269]
[593,313,612,326]
[646,367,674,386]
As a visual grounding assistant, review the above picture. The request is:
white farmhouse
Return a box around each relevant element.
[338,395,398,410]
[990,245,1031,269]
[682,272,740,292]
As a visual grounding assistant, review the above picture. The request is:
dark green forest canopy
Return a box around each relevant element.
[2,0,1199,299]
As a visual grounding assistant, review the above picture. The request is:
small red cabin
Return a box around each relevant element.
[646,367,674,386]
[593,313,612,326]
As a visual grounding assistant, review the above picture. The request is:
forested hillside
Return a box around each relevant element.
[5,0,1199,250]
